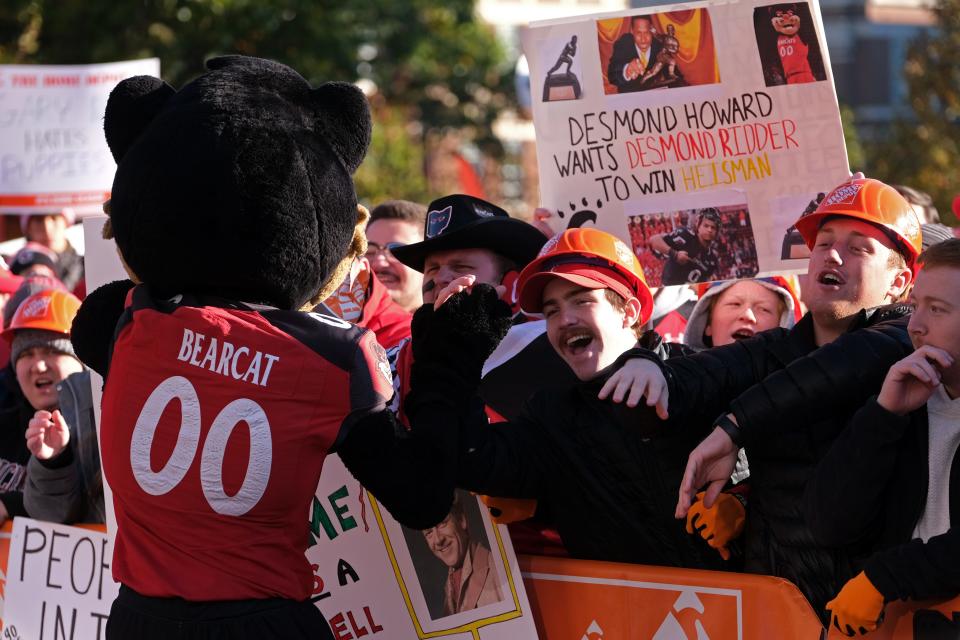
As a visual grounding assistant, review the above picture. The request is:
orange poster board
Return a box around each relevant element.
[0,520,10,631]
[520,555,960,639]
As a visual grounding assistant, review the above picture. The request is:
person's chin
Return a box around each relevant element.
[375,271,402,289]
[28,394,58,412]
[808,299,857,321]
[562,352,602,381]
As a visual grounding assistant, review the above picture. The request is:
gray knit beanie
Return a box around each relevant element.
[11,328,77,364]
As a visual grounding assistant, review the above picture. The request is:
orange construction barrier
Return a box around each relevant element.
[0,521,11,632]
[520,555,960,639]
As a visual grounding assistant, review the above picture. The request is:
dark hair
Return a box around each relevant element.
[368,200,427,226]
[630,14,654,28]
[767,3,800,17]
[892,185,940,224]
[918,238,960,272]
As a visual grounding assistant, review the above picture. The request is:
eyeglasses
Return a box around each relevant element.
[364,241,406,260]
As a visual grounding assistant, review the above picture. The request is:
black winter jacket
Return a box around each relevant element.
[0,367,33,519]
[645,305,913,613]
[804,397,960,603]
[455,349,725,569]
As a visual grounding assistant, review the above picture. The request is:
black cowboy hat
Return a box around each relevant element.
[391,194,547,272]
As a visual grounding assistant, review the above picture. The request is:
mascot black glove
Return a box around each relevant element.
[406,284,513,414]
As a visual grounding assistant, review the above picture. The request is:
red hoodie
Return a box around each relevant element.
[358,272,411,351]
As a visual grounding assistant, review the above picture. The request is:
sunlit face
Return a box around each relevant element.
[26,215,68,252]
[422,509,470,569]
[365,219,424,312]
[697,218,719,244]
[771,9,801,36]
[15,345,83,411]
[706,280,783,346]
[907,266,960,388]
[801,218,910,323]
[422,248,504,305]
[631,17,654,49]
[543,279,640,381]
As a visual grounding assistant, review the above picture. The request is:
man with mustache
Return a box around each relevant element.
[405,228,725,569]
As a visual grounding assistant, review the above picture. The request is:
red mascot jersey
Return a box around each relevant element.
[100,286,393,601]
[777,35,816,84]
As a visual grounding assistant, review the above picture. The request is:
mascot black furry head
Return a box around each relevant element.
[73,56,372,375]
[103,55,371,311]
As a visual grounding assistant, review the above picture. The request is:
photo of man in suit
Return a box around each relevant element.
[606,15,662,93]
[420,492,503,618]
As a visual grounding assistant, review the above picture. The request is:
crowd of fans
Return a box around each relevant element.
[2,176,959,637]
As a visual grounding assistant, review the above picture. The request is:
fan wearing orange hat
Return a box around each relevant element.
[0,289,89,525]
[597,176,920,616]
[516,228,655,383]
[410,227,728,569]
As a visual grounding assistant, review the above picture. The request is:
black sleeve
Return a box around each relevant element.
[607,37,632,90]
[338,285,513,530]
[454,397,544,499]
[648,329,792,427]
[0,490,26,518]
[337,405,458,531]
[71,280,136,377]
[730,316,912,447]
[865,529,960,602]
[661,229,684,251]
[803,397,910,548]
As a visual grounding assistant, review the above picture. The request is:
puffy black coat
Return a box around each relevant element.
[805,398,960,603]
[651,305,913,614]
[455,348,725,569]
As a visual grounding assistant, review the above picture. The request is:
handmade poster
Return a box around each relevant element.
[522,0,849,284]
[0,59,160,215]
[306,456,538,639]
[4,519,117,640]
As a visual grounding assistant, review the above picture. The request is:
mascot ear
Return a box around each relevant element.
[104,76,176,162]
[311,81,372,174]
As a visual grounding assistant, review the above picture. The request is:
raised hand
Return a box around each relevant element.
[598,357,669,418]
[676,424,738,518]
[25,409,71,460]
[877,345,953,416]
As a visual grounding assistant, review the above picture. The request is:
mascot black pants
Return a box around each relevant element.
[106,585,333,640]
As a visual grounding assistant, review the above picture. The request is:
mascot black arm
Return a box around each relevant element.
[337,285,512,530]
[71,280,136,377]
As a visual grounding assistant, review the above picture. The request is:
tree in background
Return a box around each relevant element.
[867,0,959,224]
[0,0,513,205]
[840,104,866,173]
[354,105,429,204]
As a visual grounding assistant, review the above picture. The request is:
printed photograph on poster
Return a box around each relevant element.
[754,2,826,86]
[541,34,584,102]
[774,194,820,260]
[401,490,506,621]
[627,198,759,286]
[596,10,720,95]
